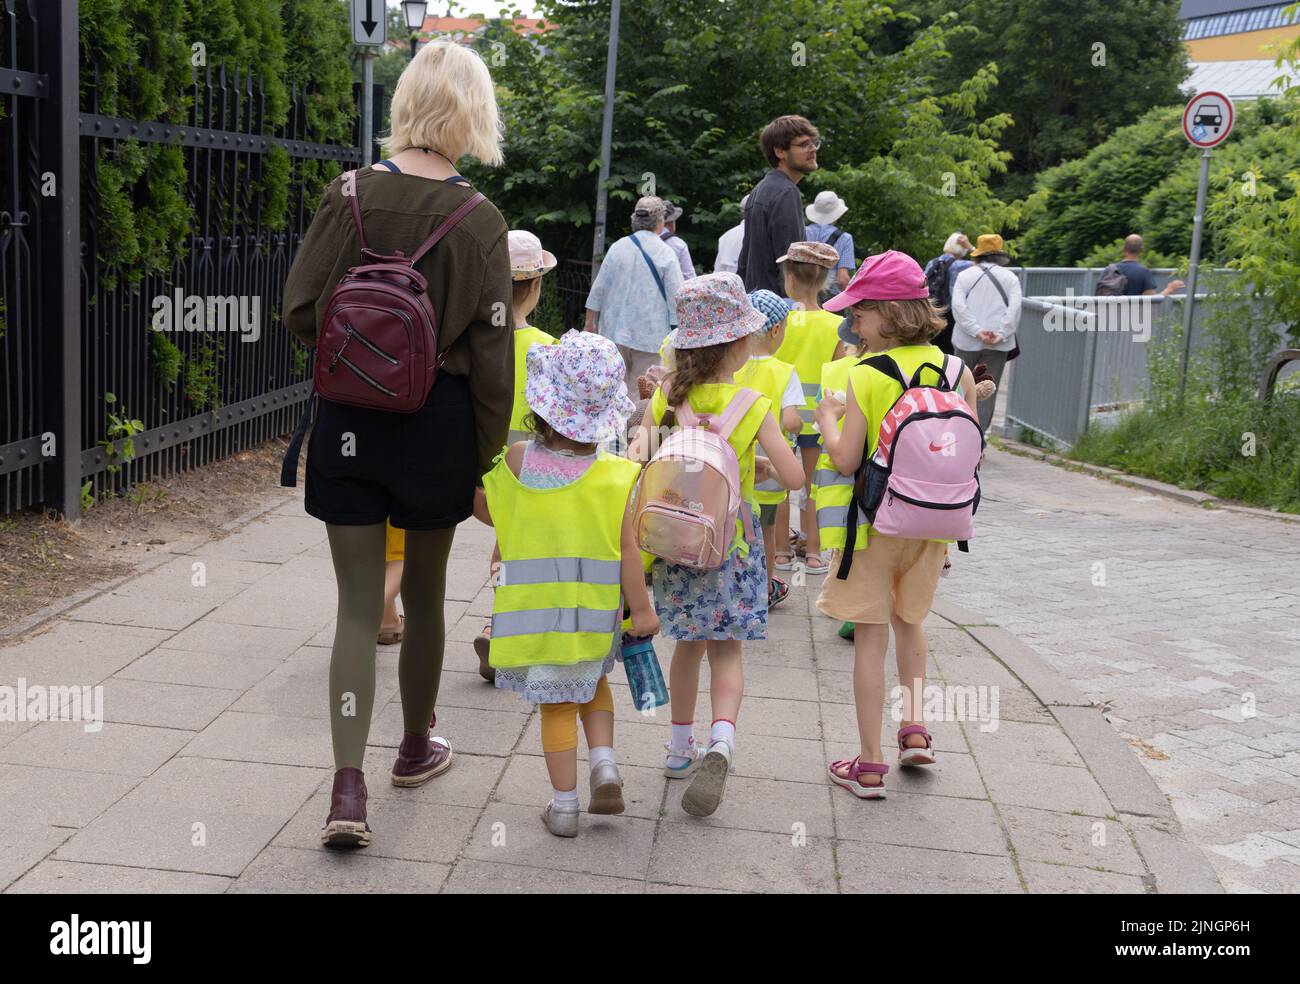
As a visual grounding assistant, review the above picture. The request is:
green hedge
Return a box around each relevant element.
[79,0,355,288]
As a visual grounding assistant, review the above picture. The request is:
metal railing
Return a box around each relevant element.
[1005,293,1288,446]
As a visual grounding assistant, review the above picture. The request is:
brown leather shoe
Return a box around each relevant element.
[321,767,370,848]
[391,730,453,787]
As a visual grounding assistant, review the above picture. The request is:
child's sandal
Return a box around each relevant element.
[828,757,888,799]
[897,724,936,767]
[774,552,796,572]
[768,576,790,609]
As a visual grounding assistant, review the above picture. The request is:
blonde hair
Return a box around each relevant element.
[384,41,504,166]
[852,298,944,346]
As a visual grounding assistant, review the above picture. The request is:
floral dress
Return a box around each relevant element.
[493,442,620,704]
[652,507,768,641]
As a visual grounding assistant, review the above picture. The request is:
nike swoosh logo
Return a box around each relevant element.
[929,439,956,452]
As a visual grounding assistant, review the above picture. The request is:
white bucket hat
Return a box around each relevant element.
[805,190,848,225]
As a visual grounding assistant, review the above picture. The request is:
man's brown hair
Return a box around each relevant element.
[760,115,818,168]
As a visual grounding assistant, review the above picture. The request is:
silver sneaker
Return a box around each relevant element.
[542,800,579,838]
[682,743,732,817]
[588,760,625,815]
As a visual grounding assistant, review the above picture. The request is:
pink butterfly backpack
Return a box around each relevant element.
[633,389,761,570]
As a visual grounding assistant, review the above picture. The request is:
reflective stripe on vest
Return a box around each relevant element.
[507,429,531,445]
[816,503,866,531]
[499,557,621,586]
[491,606,622,639]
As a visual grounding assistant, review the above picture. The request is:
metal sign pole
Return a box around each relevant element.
[590,0,621,274]
[360,51,374,165]
[1179,147,1211,402]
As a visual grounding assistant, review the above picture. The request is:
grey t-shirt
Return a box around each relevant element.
[737,169,805,295]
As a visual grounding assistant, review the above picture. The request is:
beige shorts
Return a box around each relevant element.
[816,536,947,625]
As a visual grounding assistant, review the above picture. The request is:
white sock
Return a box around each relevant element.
[589,746,615,770]
[710,719,736,753]
[670,722,694,752]
[553,787,579,810]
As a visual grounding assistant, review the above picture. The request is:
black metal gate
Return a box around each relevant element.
[0,0,376,519]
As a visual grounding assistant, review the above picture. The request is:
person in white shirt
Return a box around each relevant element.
[660,201,696,281]
[713,194,749,274]
[951,233,1021,430]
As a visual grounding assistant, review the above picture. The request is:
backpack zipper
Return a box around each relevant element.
[887,488,978,510]
[337,353,398,396]
[343,323,399,364]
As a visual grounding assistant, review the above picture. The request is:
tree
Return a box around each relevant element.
[901,0,1190,193]
[464,0,1017,264]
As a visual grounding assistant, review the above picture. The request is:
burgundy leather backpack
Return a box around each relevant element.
[280,170,484,487]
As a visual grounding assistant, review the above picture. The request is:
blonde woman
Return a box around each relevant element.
[283,41,512,849]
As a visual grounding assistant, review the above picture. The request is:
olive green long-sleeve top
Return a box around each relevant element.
[283,167,513,480]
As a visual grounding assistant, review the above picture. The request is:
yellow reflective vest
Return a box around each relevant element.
[509,326,558,444]
[774,309,842,436]
[484,451,641,668]
[734,355,798,506]
[812,354,860,550]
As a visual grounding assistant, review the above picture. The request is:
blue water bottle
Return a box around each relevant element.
[622,634,669,712]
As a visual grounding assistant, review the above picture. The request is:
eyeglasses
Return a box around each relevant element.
[791,137,822,151]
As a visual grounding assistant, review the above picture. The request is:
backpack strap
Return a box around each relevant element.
[345,170,368,251]
[942,354,963,389]
[711,388,762,440]
[861,354,908,389]
[908,361,953,391]
[280,392,317,488]
[409,192,487,265]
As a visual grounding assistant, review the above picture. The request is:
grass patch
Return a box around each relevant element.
[1070,395,1300,512]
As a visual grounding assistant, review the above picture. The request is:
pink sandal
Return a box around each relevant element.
[897,724,936,767]
[828,757,888,799]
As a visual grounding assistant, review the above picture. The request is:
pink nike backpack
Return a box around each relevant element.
[837,354,983,579]
[633,389,762,570]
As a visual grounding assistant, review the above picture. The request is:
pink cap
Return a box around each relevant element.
[823,249,930,312]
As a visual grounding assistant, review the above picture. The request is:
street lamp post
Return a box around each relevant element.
[402,1,428,59]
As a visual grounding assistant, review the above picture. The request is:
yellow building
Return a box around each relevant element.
[1181,1,1298,99]
[1183,1,1300,60]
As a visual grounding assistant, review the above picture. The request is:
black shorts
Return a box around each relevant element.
[304,372,477,530]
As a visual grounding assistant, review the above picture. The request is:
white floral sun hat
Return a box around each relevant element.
[525,330,636,444]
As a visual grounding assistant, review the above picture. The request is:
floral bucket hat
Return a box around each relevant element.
[665,272,768,350]
[525,330,636,444]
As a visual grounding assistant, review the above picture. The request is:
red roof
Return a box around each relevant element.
[419,15,557,37]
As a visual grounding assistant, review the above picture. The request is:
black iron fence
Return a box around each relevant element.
[0,0,377,518]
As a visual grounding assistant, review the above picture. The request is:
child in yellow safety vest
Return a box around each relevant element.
[476,330,658,838]
[814,251,978,802]
[735,289,806,610]
[774,241,845,576]
[631,274,804,819]
[474,230,559,682]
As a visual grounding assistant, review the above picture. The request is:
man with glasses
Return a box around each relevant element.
[738,115,820,295]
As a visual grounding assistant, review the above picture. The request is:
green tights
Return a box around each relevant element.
[325,523,455,770]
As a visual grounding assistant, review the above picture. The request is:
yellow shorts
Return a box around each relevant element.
[385,520,405,563]
[816,536,947,625]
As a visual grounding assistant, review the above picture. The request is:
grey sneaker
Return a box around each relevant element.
[588,760,625,815]
[542,800,579,838]
[681,742,732,817]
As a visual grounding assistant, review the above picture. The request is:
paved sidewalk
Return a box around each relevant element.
[1,479,1217,893]
[947,448,1300,894]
